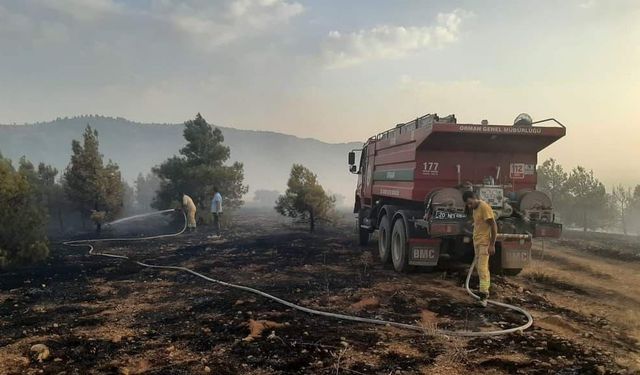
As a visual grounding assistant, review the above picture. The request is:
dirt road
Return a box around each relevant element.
[1,211,639,374]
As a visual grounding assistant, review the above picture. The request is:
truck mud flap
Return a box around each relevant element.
[533,223,562,238]
[429,221,462,236]
[501,239,532,269]
[408,238,441,266]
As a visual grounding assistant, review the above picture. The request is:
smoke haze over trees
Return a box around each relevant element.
[612,185,633,235]
[134,172,161,213]
[250,189,281,208]
[0,116,359,207]
[537,158,640,234]
[630,186,640,235]
[0,114,251,266]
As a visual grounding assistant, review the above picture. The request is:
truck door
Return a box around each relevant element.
[362,144,375,204]
[355,146,366,197]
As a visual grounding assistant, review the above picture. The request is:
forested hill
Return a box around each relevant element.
[0,115,360,205]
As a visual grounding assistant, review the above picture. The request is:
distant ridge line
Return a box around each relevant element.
[0,114,361,146]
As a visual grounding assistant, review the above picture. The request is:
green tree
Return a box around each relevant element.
[63,125,124,229]
[18,158,69,232]
[102,162,125,218]
[0,155,49,267]
[565,166,611,231]
[18,157,40,192]
[275,164,336,232]
[153,114,248,214]
[536,158,569,218]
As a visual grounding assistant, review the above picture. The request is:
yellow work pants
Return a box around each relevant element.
[474,242,490,295]
[187,208,197,229]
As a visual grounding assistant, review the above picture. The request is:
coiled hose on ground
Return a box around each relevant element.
[64,210,533,337]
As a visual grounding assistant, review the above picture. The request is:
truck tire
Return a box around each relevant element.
[391,219,411,273]
[378,215,392,263]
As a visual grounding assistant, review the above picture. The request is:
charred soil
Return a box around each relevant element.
[1,211,638,374]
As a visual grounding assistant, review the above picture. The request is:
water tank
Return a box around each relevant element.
[518,190,552,210]
[426,188,464,210]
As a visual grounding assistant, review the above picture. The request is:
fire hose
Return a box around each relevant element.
[63,210,533,337]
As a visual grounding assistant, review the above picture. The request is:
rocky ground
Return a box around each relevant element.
[1,210,639,374]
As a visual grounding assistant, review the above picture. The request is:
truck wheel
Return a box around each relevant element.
[378,215,392,263]
[358,211,370,246]
[391,219,410,273]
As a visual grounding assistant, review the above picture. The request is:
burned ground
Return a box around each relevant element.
[1,211,639,374]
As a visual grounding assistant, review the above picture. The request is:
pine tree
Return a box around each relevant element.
[63,125,124,229]
[536,158,569,218]
[565,166,611,231]
[101,161,124,218]
[18,158,68,232]
[153,114,248,214]
[275,164,336,232]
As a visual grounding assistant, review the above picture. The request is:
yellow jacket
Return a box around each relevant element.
[182,194,197,213]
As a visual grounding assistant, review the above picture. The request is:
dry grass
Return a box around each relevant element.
[73,325,137,344]
[358,251,373,278]
[419,309,441,338]
[522,263,563,284]
[115,357,151,375]
[437,337,467,365]
[243,319,287,342]
[349,296,380,311]
[518,242,640,372]
[420,337,469,374]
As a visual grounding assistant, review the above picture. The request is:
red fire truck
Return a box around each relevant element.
[348,113,566,275]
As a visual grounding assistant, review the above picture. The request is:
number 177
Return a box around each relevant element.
[423,162,439,171]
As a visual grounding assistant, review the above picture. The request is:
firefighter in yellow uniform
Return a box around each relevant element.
[181,193,197,232]
[462,190,497,307]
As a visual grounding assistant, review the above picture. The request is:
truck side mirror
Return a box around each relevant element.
[349,165,358,173]
[348,151,356,165]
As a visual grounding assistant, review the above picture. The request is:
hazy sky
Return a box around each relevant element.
[1,0,639,186]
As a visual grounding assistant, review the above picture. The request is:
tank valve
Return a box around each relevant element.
[502,202,514,217]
